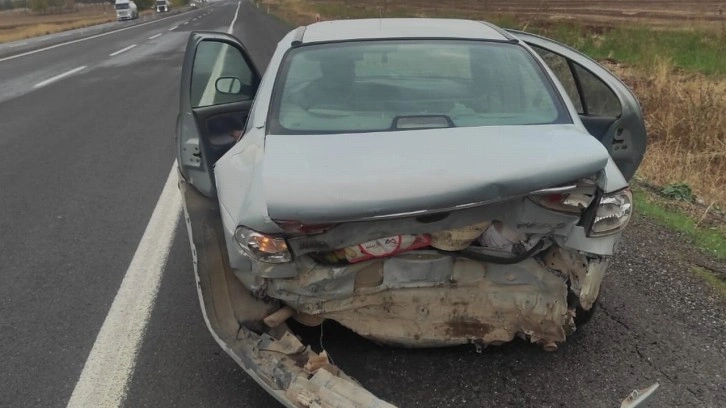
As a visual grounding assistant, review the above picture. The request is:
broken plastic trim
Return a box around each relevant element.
[180,177,396,408]
[310,235,546,267]
[586,188,633,237]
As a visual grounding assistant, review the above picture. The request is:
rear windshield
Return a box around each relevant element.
[156,1,166,5]
[270,40,569,134]
[115,3,129,9]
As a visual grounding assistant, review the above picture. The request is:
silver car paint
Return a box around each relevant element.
[260,125,609,224]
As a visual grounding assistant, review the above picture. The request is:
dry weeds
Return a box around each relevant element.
[615,60,726,209]
[259,0,726,30]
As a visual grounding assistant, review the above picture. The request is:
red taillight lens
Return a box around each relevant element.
[531,192,594,214]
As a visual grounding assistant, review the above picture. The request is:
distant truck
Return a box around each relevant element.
[156,0,171,12]
[115,0,139,21]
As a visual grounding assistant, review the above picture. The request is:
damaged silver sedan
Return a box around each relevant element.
[176,18,647,407]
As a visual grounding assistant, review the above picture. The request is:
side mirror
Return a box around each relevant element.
[215,77,242,95]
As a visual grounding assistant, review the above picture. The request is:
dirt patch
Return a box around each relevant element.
[0,5,122,43]
[261,0,726,30]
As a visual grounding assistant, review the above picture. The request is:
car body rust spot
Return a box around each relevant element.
[446,318,492,338]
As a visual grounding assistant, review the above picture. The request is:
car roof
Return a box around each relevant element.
[301,18,510,43]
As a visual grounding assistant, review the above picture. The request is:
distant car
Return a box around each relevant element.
[190,1,197,7]
[114,0,138,21]
[176,19,647,407]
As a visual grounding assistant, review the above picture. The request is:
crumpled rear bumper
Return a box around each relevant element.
[235,246,609,349]
[181,177,655,407]
[182,178,397,407]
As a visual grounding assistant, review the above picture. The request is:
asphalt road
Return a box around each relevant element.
[1,2,725,407]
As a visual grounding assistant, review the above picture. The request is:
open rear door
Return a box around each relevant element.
[177,31,261,198]
[510,30,647,181]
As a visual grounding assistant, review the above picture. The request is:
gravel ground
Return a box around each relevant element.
[289,215,726,407]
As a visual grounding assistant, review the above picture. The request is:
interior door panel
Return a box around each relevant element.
[177,31,261,198]
[511,29,647,180]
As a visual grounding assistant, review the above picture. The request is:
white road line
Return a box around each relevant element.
[66,6,238,403]
[168,25,178,31]
[0,10,202,63]
[65,163,181,408]
[33,65,86,88]
[9,41,28,48]
[148,33,162,40]
[199,1,240,105]
[228,1,241,34]
[109,44,137,57]
[182,21,189,25]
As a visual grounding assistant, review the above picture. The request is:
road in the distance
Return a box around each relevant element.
[1,1,725,407]
[0,2,284,406]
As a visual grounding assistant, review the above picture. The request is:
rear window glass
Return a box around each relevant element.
[270,40,569,134]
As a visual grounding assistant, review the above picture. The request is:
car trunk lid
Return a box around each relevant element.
[262,124,609,224]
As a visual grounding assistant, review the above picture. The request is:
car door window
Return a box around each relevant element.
[531,45,621,118]
[531,46,584,114]
[571,63,621,117]
[191,42,255,108]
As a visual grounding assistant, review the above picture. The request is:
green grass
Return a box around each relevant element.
[633,187,726,294]
[691,266,726,298]
[633,188,726,260]
[523,23,726,76]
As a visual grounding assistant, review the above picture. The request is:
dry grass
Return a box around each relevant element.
[620,60,726,209]
[257,0,318,23]
[0,5,131,43]
[259,0,726,30]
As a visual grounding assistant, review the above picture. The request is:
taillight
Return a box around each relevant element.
[234,227,292,263]
[588,189,633,237]
[531,192,594,214]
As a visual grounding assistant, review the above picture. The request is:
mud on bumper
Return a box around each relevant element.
[236,247,608,349]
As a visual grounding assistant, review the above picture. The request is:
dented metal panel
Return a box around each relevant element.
[317,258,571,347]
[258,124,609,224]
[181,177,397,408]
